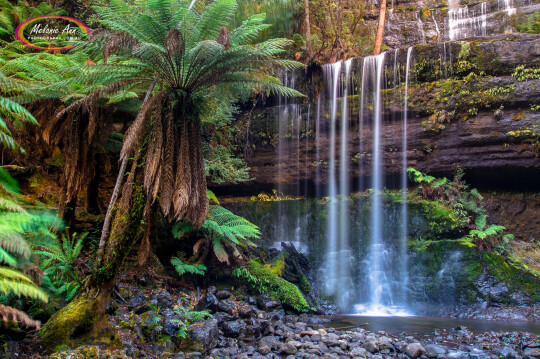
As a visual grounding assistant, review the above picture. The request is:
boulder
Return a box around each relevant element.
[180,319,219,353]
[405,343,426,359]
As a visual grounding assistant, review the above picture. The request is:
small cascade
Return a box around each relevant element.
[276,71,303,250]
[499,0,516,14]
[448,2,487,41]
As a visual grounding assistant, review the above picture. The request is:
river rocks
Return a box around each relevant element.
[425,343,448,358]
[525,348,540,358]
[405,342,427,359]
[182,318,219,352]
[493,346,519,358]
[195,293,219,312]
[221,319,246,338]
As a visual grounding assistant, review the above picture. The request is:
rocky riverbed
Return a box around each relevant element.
[10,283,540,359]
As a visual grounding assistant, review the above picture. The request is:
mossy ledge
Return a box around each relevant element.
[248,259,310,313]
[410,240,540,304]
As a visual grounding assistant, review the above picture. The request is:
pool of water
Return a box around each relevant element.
[328,315,540,335]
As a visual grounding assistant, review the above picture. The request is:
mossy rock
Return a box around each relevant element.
[248,260,310,312]
[410,239,540,304]
[39,296,121,350]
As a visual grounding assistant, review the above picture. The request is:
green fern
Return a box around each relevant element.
[34,231,86,302]
[170,257,206,276]
[201,205,260,264]
[0,169,60,328]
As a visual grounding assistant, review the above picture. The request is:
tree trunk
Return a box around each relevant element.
[59,196,77,230]
[336,0,344,54]
[39,158,147,349]
[85,161,100,214]
[373,0,387,55]
[304,0,312,59]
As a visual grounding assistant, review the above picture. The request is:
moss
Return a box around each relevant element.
[39,297,96,349]
[248,260,309,312]
[483,253,540,300]
[266,253,286,276]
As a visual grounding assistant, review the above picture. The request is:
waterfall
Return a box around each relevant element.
[400,47,413,305]
[499,0,516,14]
[337,59,354,309]
[322,61,342,297]
[321,60,355,309]
[351,52,412,317]
[448,2,487,41]
[315,94,322,198]
[365,53,391,315]
[276,71,301,249]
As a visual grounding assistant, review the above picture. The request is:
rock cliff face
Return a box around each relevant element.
[233,35,540,195]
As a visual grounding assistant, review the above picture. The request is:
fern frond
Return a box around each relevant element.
[170,257,206,276]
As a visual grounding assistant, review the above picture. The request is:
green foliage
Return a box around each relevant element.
[204,144,252,184]
[0,73,38,154]
[408,167,435,184]
[169,305,211,339]
[34,231,87,302]
[515,10,540,34]
[408,168,516,253]
[234,0,300,40]
[512,65,540,81]
[0,169,61,328]
[232,266,268,293]
[0,0,66,43]
[170,257,206,276]
[246,260,309,312]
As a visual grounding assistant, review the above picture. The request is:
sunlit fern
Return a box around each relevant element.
[201,205,260,264]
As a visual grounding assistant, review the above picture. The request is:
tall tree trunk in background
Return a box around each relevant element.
[39,156,147,349]
[304,0,312,59]
[336,0,344,54]
[373,0,387,55]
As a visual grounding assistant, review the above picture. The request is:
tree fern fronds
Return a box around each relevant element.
[212,236,229,264]
[0,304,41,328]
[0,247,16,267]
[0,267,47,302]
[229,13,271,46]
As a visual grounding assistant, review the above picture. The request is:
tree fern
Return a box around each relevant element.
[201,205,260,264]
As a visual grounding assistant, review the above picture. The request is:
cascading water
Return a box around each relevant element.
[365,53,388,315]
[399,47,413,305]
[447,0,525,41]
[448,2,487,41]
[338,59,354,309]
[322,61,342,298]
[321,60,356,309]
[499,0,516,14]
[352,51,412,317]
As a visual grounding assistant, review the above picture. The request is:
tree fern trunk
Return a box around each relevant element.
[39,157,147,348]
